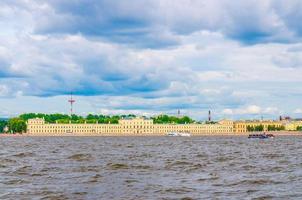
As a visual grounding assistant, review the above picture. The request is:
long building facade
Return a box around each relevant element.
[284,121,302,131]
[26,117,234,136]
[26,117,302,136]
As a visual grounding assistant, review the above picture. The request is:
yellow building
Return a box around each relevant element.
[153,119,233,135]
[29,117,302,135]
[119,117,154,135]
[27,118,121,135]
[233,120,284,133]
[27,117,234,136]
[284,121,302,131]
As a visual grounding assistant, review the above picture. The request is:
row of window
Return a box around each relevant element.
[29,125,234,133]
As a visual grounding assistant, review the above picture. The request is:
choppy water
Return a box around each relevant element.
[1,136,302,199]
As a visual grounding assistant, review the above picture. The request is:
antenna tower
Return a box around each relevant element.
[68,92,76,117]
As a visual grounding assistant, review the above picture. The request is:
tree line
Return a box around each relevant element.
[0,120,8,133]
[247,125,285,132]
[4,113,298,134]
[151,115,195,124]
[18,113,131,124]
[0,118,27,134]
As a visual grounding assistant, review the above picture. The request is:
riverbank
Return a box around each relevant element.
[1,131,301,137]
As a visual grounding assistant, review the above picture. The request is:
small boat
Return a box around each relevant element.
[248,132,274,139]
[167,132,191,137]
[167,132,178,136]
[266,134,275,138]
[179,132,191,137]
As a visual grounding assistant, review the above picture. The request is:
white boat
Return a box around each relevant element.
[167,132,191,137]
[179,132,191,137]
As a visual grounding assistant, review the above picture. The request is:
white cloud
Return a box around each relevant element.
[221,105,280,117]
[239,105,261,115]
[222,109,233,115]
[294,109,302,114]
[0,31,300,119]
[0,0,302,119]
[263,107,279,114]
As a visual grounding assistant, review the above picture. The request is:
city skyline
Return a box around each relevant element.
[0,97,298,122]
[0,0,302,119]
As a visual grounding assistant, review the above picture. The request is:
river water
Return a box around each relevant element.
[1,136,302,199]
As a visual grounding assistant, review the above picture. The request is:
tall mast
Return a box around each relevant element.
[68,92,75,117]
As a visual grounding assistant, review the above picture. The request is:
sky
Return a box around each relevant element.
[0,0,302,120]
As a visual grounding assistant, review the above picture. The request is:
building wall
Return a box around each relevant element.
[27,118,234,135]
[27,118,121,135]
[285,121,302,131]
[119,118,154,135]
[153,120,234,135]
[29,118,299,135]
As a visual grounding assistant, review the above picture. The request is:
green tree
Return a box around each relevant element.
[71,114,83,121]
[19,113,39,121]
[18,113,198,125]
[278,126,285,131]
[87,119,97,124]
[247,125,255,132]
[8,118,26,133]
[86,114,98,120]
[179,116,194,124]
[73,118,85,124]
[0,120,8,133]
[152,115,195,124]
[57,119,70,124]
[19,113,71,123]
[268,125,274,131]
[254,125,264,132]
[267,125,284,131]
[205,121,218,124]
[109,115,120,124]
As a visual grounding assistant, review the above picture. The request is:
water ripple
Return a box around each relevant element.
[0,136,302,199]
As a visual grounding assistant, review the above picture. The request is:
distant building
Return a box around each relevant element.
[27,117,301,136]
[284,121,302,131]
[233,120,284,133]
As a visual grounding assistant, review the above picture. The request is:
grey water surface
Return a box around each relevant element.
[1,136,302,200]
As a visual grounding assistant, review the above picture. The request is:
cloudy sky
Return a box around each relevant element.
[0,0,302,120]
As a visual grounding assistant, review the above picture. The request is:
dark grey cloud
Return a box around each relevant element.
[25,0,302,46]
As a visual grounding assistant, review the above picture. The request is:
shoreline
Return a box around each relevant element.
[1,131,301,137]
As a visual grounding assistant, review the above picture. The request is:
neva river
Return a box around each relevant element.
[1,136,302,199]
